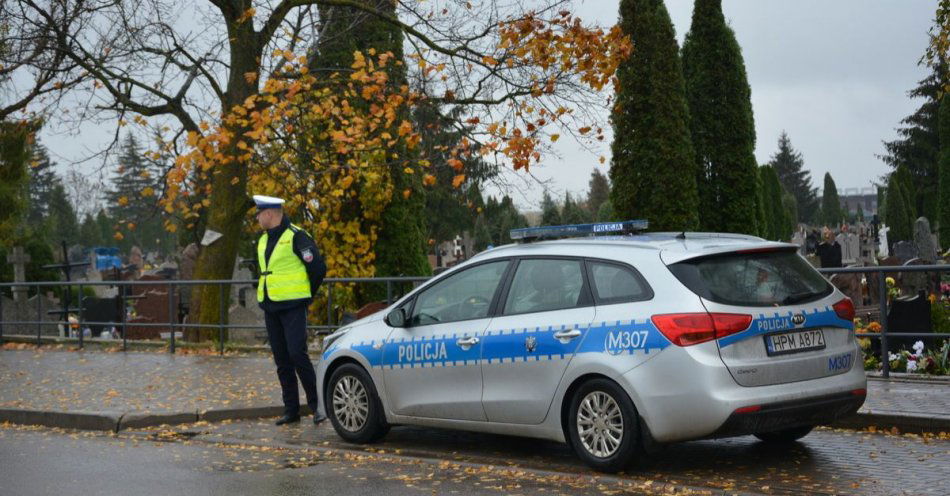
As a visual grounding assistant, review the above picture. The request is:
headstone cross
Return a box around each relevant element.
[7,246,31,303]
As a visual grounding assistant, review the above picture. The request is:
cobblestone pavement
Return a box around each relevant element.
[863,377,950,421]
[130,418,950,495]
[3,347,947,422]
[0,348,282,412]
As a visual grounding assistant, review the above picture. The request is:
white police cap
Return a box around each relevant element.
[252,194,285,210]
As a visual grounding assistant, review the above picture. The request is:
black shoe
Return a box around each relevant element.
[275,414,300,426]
[313,411,327,425]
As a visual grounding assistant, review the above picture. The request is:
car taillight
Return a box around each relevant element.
[833,298,855,321]
[652,313,752,346]
[734,405,761,414]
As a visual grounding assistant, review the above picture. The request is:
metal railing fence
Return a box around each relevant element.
[0,266,947,378]
[0,276,428,355]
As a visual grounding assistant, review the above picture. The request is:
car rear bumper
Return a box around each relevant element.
[706,390,866,439]
[619,344,867,443]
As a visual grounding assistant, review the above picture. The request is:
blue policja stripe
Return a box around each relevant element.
[326,319,674,368]
[323,305,853,366]
[717,306,853,348]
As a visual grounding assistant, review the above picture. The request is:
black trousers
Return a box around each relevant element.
[264,304,318,416]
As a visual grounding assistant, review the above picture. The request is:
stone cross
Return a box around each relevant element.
[6,246,30,303]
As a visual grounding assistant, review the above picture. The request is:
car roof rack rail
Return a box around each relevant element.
[510,220,649,243]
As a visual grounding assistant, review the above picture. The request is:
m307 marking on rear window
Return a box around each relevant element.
[828,352,853,372]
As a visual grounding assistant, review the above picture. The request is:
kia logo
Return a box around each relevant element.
[791,314,806,326]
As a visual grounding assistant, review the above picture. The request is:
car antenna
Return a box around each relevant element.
[676,231,686,240]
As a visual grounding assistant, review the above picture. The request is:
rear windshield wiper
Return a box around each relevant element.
[782,292,817,305]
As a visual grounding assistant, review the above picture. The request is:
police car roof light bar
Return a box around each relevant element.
[510,219,649,242]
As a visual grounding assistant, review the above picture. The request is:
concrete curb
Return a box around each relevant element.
[5,405,947,436]
[834,411,950,434]
[866,373,950,384]
[198,406,284,423]
[0,405,310,432]
[0,408,123,431]
[118,411,199,431]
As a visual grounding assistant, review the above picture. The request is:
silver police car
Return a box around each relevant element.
[317,221,866,472]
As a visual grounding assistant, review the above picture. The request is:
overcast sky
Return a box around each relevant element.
[497,0,936,209]
[39,0,937,212]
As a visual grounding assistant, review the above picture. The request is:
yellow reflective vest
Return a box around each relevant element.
[257,225,311,302]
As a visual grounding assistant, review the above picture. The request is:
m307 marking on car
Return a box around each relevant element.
[828,352,853,372]
[605,330,650,355]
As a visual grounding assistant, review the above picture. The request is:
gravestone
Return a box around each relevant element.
[230,256,254,305]
[126,275,178,340]
[84,261,117,298]
[791,230,805,255]
[1,293,59,336]
[149,261,178,280]
[913,217,938,263]
[227,304,266,345]
[892,241,917,264]
[900,258,932,297]
[886,291,933,354]
[6,247,30,304]
[830,270,863,307]
[81,296,122,337]
[178,243,199,280]
[879,255,900,267]
[858,232,876,264]
[837,232,860,265]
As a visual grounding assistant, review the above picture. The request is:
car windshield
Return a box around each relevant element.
[668,249,832,307]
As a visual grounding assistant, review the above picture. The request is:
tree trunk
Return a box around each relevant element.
[188,2,259,342]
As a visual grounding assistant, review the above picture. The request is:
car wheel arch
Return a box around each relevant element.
[322,356,369,400]
[558,373,656,452]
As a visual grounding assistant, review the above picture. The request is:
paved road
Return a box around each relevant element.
[3,418,947,496]
[0,424,656,496]
[180,419,950,495]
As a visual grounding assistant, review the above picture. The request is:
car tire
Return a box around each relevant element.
[754,424,814,443]
[566,378,641,473]
[327,363,390,443]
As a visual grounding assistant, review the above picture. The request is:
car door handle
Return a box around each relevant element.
[456,336,479,348]
[553,329,582,341]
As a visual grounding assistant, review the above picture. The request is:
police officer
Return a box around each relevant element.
[253,195,328,426]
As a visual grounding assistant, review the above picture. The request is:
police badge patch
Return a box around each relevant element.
[302,249,314,263]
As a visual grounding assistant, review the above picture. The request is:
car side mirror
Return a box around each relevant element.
[385,307,407,328]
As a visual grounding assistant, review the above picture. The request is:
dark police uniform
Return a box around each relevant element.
[258,215,327,423]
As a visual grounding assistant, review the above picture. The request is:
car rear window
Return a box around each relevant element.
[667,249,832,307]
